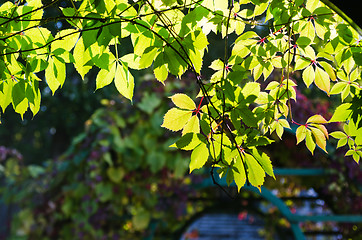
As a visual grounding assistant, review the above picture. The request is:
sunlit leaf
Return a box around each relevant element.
[114,61,134,101]
[302,65,315,88]
[190,143,209,173]
[305,130,316,154]
[96,63,116,90]
[182,115,200,135]
[329,103,352,122]
[161,108,192,131]
[296,125,307,144]
[307,114,327,124]
[310,127,327,152]
[314,65,330,94]
[244,153,265,191]
[170,93,196,110]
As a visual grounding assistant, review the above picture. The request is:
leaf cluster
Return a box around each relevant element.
[0,0,361,190]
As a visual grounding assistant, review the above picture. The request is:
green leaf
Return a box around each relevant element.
[190,143,209,173]
[296,125,307,144]
[319,61,336,81]
[310,127,327,153]
[233,151,246,192]
[307,114,327,124]
[96,63,116,90]
[137,92,161,114]
[294,58,310,71]
[305,130,316,154]
[107,167,125,183]
[0,79,13,113]
[330,82,347,95]
[252,148,275,179]
[73,37,92,79]
[95,183,113,202]
[182,115,200,135]
[302,65,315,88]
[161,108,192,131]
[44,57,64,94]
[114,61,134,101]
[12,81,28,119]
[51,29,79,56]
[330,131,347,139]
[164,46,186,77]
[314,65,330,94]
[329,103,352,122]
[171,133,203,150]
[27,165,45,178]
[244,153,265,191]
[170,93,196,110]
[139,47,158,69]
[147,151,166,173]
[132,209,150,231]
[120,53,141,70]
[28,80,41,116]
[337,138,348,148]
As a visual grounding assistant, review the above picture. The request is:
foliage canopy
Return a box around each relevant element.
[0,0,361,190]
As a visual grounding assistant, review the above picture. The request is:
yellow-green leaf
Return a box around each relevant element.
[294,58,310,71]
[73,37,92,79]
[307,114,327,124]
[161,108,192,131]
[114,62,134,101]
[121,53,141,70]
[305,130,316,154]
[132,210,150,231]
[107,167,125,183]
[209,59,224,71]
[330,82,347,95]
[190,143,209,173]
[233,152,246,192]
[154,64,168,84]
[170,93,196,110]
[310,127,327,152]
[0,80,13,113]
[45,57,65,94]
[244,153,265,191]
[319,61,336,81]
[302,65,315,88]
[300,21,315,43]
[314,65,330,94]
[252,148,275,179]
[329,103,352,122]
[170,133,203,151]
[296,125,307,144]
[96,63,116,90]
[330,131,347,139]
[182,115,200,135]
[51,29,80,54]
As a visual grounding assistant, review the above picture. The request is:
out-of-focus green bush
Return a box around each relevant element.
[0,77,208,239]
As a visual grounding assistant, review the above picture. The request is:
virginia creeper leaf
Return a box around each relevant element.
[302,65,315,88]
[296,125,307,144]
[314,65,330,94]
[190,143,209,173]
[161,108,192,131]
[170,93,196,110]
[114,61,134,101]
[182,115,200,135]
[244,153,265,191]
